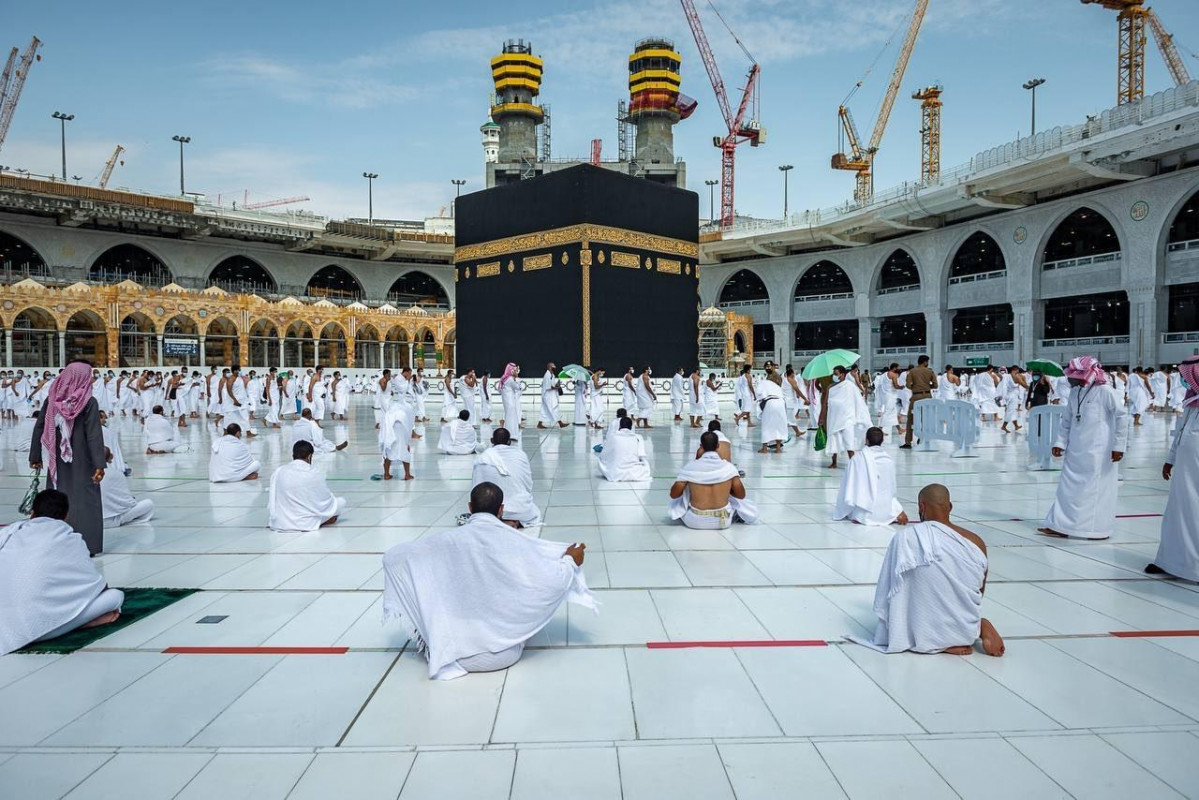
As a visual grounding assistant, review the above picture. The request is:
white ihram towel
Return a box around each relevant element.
[473,445,541,527]
[438,419,478,455]
[668,452,759,523]
[209,435,261,483]
[383,512,597,680]
[379,404,413,462]
[830,446,903,526]
[849,520,987,653]
[268,460,345,532]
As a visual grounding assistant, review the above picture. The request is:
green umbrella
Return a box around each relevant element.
[558,364,591,381]
[699,362,709,370]
[1025,359,1065,377]
[801,349,860,380]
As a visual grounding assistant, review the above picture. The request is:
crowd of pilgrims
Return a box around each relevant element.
[4,353,1198,680]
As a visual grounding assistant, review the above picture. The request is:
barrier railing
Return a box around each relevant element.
[1042,251,1121,272]
[1027,405,1066,470]
[948,269,1005,286]
[911,398,979,457]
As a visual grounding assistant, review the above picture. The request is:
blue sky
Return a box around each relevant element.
[3,0,1197,221]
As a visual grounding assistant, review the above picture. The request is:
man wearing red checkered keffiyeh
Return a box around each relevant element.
[1039,356,1129,540]
[1148,356,1199,580]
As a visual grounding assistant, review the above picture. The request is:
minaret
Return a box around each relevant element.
[628,38,684,165]
[480,119,500,164]
[490,40,544,163]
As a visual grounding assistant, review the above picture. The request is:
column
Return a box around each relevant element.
[924,311,946,369]
[313,338,320,367]
[377,340,384,371]
[156,334,164,367]
[857,317,875,371]
[408,343,414,370]
[5,329,12,367]
[199,336,206,368]
[1012,300,1035,366]
[238,332,250,368]
[278,338,285,370]
[771,322,794,367]
[1127,285,1157,367]
[57,331,66,368]
[346,337,355,368]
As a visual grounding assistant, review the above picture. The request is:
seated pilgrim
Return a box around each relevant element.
[268,440,347,532]
[292,408,347,453]
[438,409,479,455]
[144,406,192,453]
[597,417,652,481]
[850,484,1004,657]
[1,490,124,655]
[382,481,593,680]
[100,412,154,527]
[669,431,758,529]
[209,424,261,483]
[831,427,908,526]
[606,408,629,442]
[697,420,733,463]
[472,428,541,527]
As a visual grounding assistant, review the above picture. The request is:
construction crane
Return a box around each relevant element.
[679,0,764,228]
[0,36,42,153]
[832,0,928,204]
[1081,1,1192,105]
[98,145,125,189]
[912,85,942,184]
[243,195,311,210]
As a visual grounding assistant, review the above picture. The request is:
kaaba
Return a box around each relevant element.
[454,164,700,376]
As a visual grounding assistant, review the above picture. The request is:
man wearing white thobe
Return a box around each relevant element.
[821,367,870,469]
[597,418,652,481]
[634,367,657,428]
[757,376,787,453]
[473,428,541,527]
[670,368,686,421]
[226,369,258,436]
[268,441,347,531]
[438,409,479,455]
[1040,357,1128,540]
[831,427,907,526]
[538,363,567,428]
[1148,356,1199,580]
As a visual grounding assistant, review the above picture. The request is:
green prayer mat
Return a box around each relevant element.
[18,588,199,655]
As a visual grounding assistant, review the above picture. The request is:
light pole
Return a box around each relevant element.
[704,179,718,223]
[1023,78,1045,137]
[363,172,378,225]
[778,164,793,221]
[450,178,466,218]
[51,111,74,181]
[172,135,191,195]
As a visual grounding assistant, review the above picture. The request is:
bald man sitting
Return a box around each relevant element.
[853,483,1004,657]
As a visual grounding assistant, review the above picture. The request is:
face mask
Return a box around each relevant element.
[832,375,841,383]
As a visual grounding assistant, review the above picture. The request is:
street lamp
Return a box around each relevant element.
[363,172,379,225]
[778,164,794,221]
[1022,78,1045,137]
[51,111,74,181]
[704,179,718,223]
[71,175,81,184]
[450,178,466,218]
[172,135,191,195]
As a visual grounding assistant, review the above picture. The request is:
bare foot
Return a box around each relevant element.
[537,423,547,429]
[245,472,259,481]
[1037,527,1067,538]
[980,618,1005,657]
[403,473,415,481]
[382,473,393,481]
[895,511,909,525]
[943,645,973,656]
[81,609,121,629]
[758,446,768,453]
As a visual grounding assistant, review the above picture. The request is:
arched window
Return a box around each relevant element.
[306,265,362,301]
[12,307,58,367]
[1167,190,1199,249]
[949,232,1005,281]
[1042,207,1120,267]
[209,256,278,294]
[119,312,156,367]
[389,272,450,308]
[66,310,107,365]
[249,319,280,367]
[1043,292,1129,340]
[794,319,858,351]
[90,244,172,286]
[877,250,919,293]
[718,269,769,305]
[0,230,48,280]
[794,261,852,300]
[879,313,926,349]
[951,304,1013,346]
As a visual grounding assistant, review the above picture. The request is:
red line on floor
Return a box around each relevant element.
[163,646,349,655]
[646,640,827,649]
[1109,630,1199,638]
[1114,513,1163,519]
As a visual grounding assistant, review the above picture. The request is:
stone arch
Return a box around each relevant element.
[65,309,108,366]
[948,231,1006,281]
[0,228,49,279]
[388,270,452,308]
[89,242,173,286]
[442,328,457,371]
[284,319,315,368]
[355,323,381,369]
[717,268,770,306]
[1039,205,1122,266]
[317,322,348,368]
[11,306,58,367]
[874,248,921,292]
[249,318,281,368]
[733,330,747,354]
[118,311,157,367]
[203,316,239,368]
[162,314,200,368]
[383,325,410,371]
[414,326,436,370]
[306,265,363,301]
[207,254,279,294]
[793,260,853,300]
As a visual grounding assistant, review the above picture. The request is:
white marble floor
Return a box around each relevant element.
[1,396,1197,800]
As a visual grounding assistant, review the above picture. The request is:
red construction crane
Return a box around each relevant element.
[679,0,764,228]
[0,36,42,153]
[590,138,602,165]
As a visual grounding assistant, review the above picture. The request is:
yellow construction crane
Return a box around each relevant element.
[98,144,124,189]
[1081,1,1193,105]
[912,84,942,184]
[832,0,929,204]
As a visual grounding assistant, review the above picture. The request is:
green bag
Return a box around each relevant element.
[814,426,828,452]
